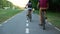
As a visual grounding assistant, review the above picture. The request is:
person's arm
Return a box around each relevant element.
[37,2,39,7]
[47,1,49,9]
[26,4,28,6]
[37,2,39,9]
[25,4,28,8]
[47,0,49,9]
[37,0,40,9]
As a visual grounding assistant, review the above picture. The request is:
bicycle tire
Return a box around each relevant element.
[41,11,46,30]
[27,14,32,22]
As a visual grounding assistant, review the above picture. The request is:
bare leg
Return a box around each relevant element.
[44,10,47,19]
[39,9,47,25]
[39,8,43,25]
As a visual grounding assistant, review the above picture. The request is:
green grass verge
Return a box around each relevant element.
[0,9,23,24]
[47,11,60,29]
[33,10,60,29]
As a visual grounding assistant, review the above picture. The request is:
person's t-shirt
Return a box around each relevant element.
[28,2,32,8]
[39,0,48,8]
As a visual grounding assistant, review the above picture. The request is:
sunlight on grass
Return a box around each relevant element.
[0,9,22,24]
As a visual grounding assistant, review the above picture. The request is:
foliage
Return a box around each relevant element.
[48,0,60,10]
[30,0,38,10]
[30,0,60,11]
[0,0,13,8]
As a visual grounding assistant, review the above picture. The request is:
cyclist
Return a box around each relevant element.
[37,0,48,26]
[26,0,32,22]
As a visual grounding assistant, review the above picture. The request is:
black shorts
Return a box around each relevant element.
[28,8,32,11]
[41,9,46,11]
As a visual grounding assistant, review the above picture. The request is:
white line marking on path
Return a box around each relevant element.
[4,21,8,24]
[55,27,60,31]
[48,22,60,31]
[25,28,29,34]
[26,23,29,27]
[48,22,52,25]
[26,20,29,23]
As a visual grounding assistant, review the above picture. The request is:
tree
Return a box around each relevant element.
[0,0,13,8]
[48,0,60,10]
[30,0,60,11]
[30,0,38,10]
[0,0,3,8]
[6,1,13,8]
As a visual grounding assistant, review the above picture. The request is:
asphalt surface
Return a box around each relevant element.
[0,9,60,34]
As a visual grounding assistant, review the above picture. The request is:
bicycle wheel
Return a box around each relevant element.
[41,11,46,30]
[26,14,29,20]
[29,14,32,22]
[27,14,32,22]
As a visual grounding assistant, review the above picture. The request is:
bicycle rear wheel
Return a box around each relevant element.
[29,14,32,22]
[27,14,32,22]
[41,11,46,30]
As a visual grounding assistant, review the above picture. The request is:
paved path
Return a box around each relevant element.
[0,9,60,34]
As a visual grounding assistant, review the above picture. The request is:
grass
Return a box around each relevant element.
[0,9,23,24]
[33,10,60,29]
[47,11,60,29]
[33,10,39,14]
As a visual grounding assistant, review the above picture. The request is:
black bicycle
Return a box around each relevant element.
[41,10,46,30]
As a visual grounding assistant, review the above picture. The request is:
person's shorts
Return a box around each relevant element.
[40,8,47,12]
[41,9,47,11]
[28,8,32,11]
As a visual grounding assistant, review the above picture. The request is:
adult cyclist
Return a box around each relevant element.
[26,0,32,22]
[37,0,48,26]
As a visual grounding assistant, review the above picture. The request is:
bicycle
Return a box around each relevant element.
[26,8,32,22]
[27,13,32,22]
[41,10,46,30]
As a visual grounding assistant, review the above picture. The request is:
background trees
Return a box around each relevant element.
[30,0,60,11]
[0,0,13,8]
